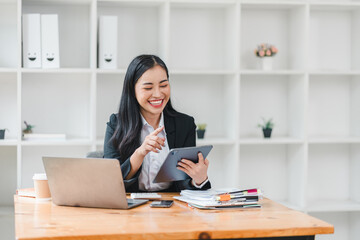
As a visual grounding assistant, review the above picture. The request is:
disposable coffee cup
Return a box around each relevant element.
[33,173,51,201]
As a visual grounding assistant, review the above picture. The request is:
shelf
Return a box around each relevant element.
[308,75,360,137]
[309,5,360,71]
[22,1,93,68]
[21,68,93,73]
[309,70,360,76]
[21,138,92,146]
[21,73,91,140]
[98,1,164,69]
[23,0,93,5]
[309,2,360,10]
[240,70,304,75]
[307,144,360,207]
[309,211,360,240]
[0,1,17,68]
[307,200,360,212]
[308,136,360,144]
[169,3,236,71]
[0,140,17,146]
[0,68,17,73]
[240,3,306,71]
[96,69,126,75]
[239,137,304,145]
[197,137,235,145]
[170,70,236,75]
[239,74,305,139]
[171,74,237,140]
[239,144,306,209]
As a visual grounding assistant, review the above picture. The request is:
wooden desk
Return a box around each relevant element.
[15,194,333,240]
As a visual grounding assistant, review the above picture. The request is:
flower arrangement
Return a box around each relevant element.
[254,43,278,58]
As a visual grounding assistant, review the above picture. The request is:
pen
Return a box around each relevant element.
[215,189,261,201]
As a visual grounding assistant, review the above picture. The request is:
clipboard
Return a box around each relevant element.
[153,145,213,183]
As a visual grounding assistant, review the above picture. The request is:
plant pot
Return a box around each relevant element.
[262,128,272,138]
[197,129,206,139]
[260,57,273,71]
[0,129,5,140]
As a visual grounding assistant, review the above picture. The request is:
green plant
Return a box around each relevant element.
[257,118,274,130]
[23,121,35,134]
[197,124,207,130]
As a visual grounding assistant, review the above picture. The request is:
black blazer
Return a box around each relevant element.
[103,111,211,192]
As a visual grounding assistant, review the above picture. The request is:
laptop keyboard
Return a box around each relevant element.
[127,198,146,207]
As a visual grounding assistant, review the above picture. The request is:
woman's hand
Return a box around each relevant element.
[177,152,209,186]
[136,126,165,158]
[127,126,165,180]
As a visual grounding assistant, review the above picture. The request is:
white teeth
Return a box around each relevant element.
[150,100,162,105]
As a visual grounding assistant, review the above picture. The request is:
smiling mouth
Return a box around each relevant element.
[29,57,36,61]
[149,99,164,108]
[47,58,54,61]
[105,58,112,62]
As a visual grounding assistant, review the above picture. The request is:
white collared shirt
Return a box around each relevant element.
[138,113,171,191]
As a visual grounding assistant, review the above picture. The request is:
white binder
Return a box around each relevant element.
[22,14,42,68]
[98,16,118,69]
[41,14,60,68]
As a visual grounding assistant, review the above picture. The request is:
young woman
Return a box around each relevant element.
[104,55,211,192]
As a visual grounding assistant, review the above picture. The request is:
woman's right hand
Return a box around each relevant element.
[136,126,165,157]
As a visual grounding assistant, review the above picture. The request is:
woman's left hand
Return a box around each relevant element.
[177,152,209,185]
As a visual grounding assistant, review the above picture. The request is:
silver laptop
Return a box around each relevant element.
[42,157,148,209]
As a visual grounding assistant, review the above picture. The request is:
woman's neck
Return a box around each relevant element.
[141,111,161,129]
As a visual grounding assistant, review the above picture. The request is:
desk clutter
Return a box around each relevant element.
[174,188,262,210]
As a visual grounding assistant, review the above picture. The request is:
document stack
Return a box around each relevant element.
[174,188,262,210]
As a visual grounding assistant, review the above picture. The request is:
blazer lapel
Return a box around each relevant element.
[164,114,176,149]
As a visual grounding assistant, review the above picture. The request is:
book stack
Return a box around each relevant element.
[174,188,262,210]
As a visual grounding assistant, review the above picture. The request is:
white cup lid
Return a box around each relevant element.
[32,173,47,180]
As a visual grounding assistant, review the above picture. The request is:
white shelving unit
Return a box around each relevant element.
[0,0,359,239]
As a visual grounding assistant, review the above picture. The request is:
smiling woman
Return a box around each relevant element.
[103,55,211,192]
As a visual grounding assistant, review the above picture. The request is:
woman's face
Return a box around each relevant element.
[135,65,170,119]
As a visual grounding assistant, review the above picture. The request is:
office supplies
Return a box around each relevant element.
[42,157,148,209]
[174,189,262,209]
[130,192,161,199]
[153,145,213,183]
[150,200,173,208]
[98,16,118,69]
[22,14,42,68]
[216,188,262,201]
[41,14,60,68]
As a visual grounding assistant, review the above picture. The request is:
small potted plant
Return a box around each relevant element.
[23,121,35,134]
[0,128,9,140]
[254,43,278,70]
[196,124,207,139]
[257,118,274,138]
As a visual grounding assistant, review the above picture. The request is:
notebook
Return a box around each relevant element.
[42,157,148,209]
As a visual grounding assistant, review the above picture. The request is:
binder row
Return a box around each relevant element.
[23,14,60,69]
[23,14,118,69]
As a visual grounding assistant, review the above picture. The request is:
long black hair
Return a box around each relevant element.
[110,55,177,161]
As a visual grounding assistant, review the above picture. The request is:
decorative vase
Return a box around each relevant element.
[197,129,206,139]
[260,57,273,71]
[0,129,5,139]
[262,128,272,138]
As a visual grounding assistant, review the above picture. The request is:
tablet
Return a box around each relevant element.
[153,145,213,183]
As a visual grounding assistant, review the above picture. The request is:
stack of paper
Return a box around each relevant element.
[174,188,262,210]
